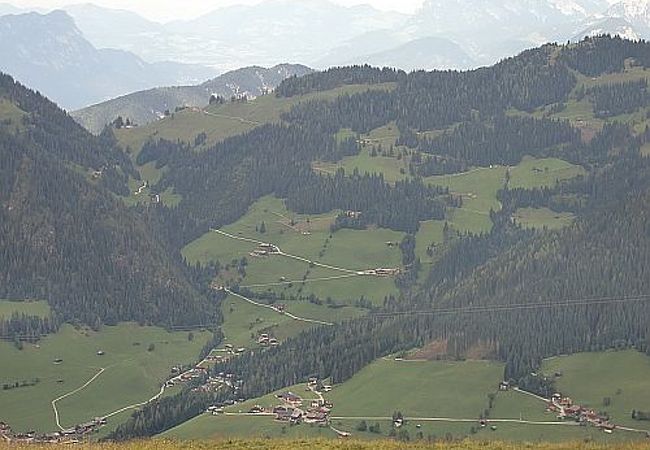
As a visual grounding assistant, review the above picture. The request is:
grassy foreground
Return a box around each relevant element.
[2,439,650,450]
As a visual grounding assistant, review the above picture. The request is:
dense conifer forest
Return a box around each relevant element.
[0,73,217,328]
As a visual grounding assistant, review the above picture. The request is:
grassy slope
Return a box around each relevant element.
[183,196,402,305]
[314,122,411,184]
[525,67,650,136]
[162,356,646,443]
[116,84,396,207]
[116,84,397,154]
[0,98,26,129]
[513,208,575,230]
[0,324,210,433]
[508,157,586,189]
[327,359,502,418]
[4,440,650,450]
[161,383,331,440]
[428,167,508,234]
[542,350,650,429]
[0,300,51,318]
[220,295,312,349]
[162,415,337,440]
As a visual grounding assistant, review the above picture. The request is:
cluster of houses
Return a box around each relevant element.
[496,381,623,435]
[0,417,108,444]
[357,267,400,277]
[249,243,280,258]
[343,210,362,219]
[257,333,279,347]
[166,365,207,387]
[548,394,616,433]
[271,387,333,426]
[230,379,336,427]
[223,343,247,354]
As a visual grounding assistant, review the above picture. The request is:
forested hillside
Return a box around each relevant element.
[0,73,217,331]
[3,35,650,442]
[107,36,650,440]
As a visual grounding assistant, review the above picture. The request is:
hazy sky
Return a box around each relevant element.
[7,0,425,22]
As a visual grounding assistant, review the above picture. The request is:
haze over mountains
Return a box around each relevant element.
[4,0,650,114]
[0,10,216,110]
[72,64,313,133]
[6,0,650,77]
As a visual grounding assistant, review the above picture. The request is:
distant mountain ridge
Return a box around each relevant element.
[72,64,313,133]
[62,0,408,73]
[336,37,475,72]
[0,10,216,110]
[54,0,650,72]
[4,0,650,87]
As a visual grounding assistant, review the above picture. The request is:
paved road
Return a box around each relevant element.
[51,367,106,430]
[211,228,370,275]
[225,288,334,326]
[240,273,360,289]
[202,110,260,126]
[329,416,581,426]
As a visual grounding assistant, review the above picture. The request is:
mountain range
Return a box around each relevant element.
[0,10,216,110]
[6,0,650,78]
[4,0,650,113]
[72,64,313,133]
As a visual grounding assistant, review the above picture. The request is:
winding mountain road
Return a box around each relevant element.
[52,367,106,430]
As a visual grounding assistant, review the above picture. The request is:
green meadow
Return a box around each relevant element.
[0,324,211,433]
[427,167,508,234]
[161,415,337,440]
[513,208,575,230]
[508,157,586,189]
[541,350,650,429]
[0,300,51,318]
[327,359,501,419]
[116,83,397,154]
[219,294,363,349]
[183,196,402,306]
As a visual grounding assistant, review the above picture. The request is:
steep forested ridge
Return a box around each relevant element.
[0,72,216,328]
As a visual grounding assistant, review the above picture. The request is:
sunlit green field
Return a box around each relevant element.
[541,350,650,429]
[161,353,650,443]
[183,196,402,305]
[327,359,502,418]
[160,355,645,443]
[161,415,337,440]
[219,294,363,349]
[0,324,211,433]
[508,157,586,189]
[427,167,508,234]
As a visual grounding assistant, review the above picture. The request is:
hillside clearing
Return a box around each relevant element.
[0,300,51,319]
[512,208,575,230]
